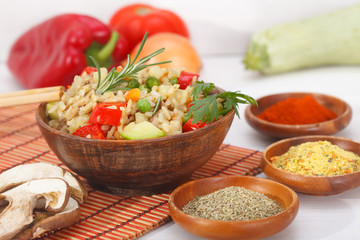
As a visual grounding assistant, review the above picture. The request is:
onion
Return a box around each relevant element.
[125,33,202,74]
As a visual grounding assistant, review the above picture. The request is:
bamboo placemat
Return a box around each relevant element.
[0,104,262,240]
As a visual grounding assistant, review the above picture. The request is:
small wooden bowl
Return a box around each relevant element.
[169,176,299,240]
[36,104,235,196]
[244,92,352,138]
[262,135,360,195]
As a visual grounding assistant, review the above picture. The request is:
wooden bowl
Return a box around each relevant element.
[36,104,235,196]
[169,176,299,240]
[262,135,360,195]
[244,92,352,138]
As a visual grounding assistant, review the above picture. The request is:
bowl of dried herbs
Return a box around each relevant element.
[169,175,299,240]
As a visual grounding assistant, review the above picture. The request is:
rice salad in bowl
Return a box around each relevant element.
[45,33,257,140]
[35,33,257,195]
[47,66,195,139]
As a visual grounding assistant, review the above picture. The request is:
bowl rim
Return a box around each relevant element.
[169,175,299,224]
[36,103,235,143]
[245,91,352,127]
[262,135,360,179]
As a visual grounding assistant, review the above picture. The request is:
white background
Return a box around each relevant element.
[1,1,360,239]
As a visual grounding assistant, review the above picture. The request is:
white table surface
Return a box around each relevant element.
[1,1,360,239]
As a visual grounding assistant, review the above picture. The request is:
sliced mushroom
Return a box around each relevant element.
[0,196,7,213]
[14,197,81,240]
[0,178,69,240]
[0,162,87,203]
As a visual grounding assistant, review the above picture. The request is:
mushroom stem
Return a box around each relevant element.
[15,198,81,240]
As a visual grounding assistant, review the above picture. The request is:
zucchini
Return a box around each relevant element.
[46,102,59,120]
[243,5,360,74]
[120,121,165,140]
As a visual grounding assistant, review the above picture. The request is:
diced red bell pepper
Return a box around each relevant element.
[72,124,106,139]
[178,72,199,90]
[7,14,129,89]
[186,101,196,112]
[81,66,98,75]
[182,118,210,132]
[88,102,127,126]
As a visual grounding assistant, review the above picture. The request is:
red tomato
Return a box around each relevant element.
[109,4,189,51]
[72,124,106,139]
[88,102,127,126]
[182,119,210,132]
[178,72,199,90]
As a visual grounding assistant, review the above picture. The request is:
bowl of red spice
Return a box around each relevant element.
[244,92,352,138]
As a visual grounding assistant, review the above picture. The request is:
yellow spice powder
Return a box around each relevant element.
[270,141,360,176]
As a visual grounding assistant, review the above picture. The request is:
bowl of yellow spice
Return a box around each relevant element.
[262,135,360,195]
[169,175,299,240]
[245,92,352,138]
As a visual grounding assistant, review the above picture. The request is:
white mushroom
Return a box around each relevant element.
[0,178,69,240]
[14,197,81,240]
[0,162,87,203]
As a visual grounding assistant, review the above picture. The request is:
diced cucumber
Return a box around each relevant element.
[120,121,165,140]
[46,102,59,120]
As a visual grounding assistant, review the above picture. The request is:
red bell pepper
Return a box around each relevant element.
[7,14,129,89]
[182,118,210,132]
[72,123,106,139]
[88,102,127,126]
[178,72,199,90]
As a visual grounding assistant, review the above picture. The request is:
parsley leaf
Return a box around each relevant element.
[219,91,257,119]
[187,94,219,124]
[184,82,257,124]
[191,81,216,100]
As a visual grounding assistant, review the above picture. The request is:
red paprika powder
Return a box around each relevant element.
[258,95,337,124]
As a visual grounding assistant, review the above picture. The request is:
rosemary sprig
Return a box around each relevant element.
[91,32,171,94]
[151,96,162,116]
[185,81,257,123]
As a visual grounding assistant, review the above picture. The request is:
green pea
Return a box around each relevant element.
[112,70,119,78]
[127,79,140,89]
[146,76,160,89]
[217,101,224,112]
[137,99,151,113]
[139,84,150,93]
[170,77,178,85]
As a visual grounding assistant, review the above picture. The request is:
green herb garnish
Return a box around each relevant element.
[185,81,257,123]
[91,32,171,94]
[151,96,162,116]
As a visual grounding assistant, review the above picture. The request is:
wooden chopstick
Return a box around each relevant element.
[0,86,65,108]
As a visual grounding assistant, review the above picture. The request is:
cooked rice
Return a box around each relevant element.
[47,66,195,139]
